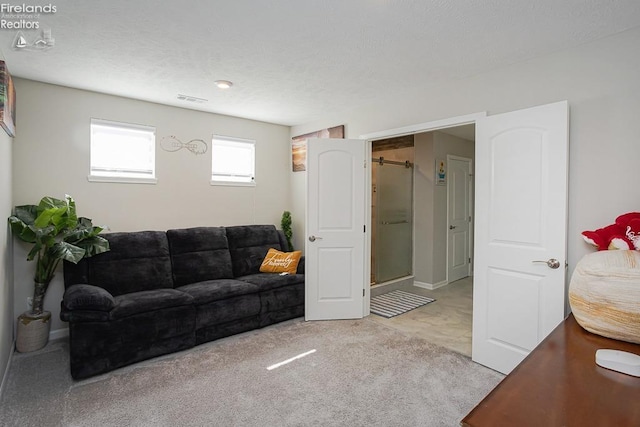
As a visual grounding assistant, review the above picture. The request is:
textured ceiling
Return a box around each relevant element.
[1,1,640,126]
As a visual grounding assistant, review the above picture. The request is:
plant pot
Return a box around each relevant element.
[16,310,51,353]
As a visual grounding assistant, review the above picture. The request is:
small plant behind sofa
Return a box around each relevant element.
[8,194,110,352]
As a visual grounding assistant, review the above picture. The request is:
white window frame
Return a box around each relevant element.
[210,135,256,186]
[88,118,157,184]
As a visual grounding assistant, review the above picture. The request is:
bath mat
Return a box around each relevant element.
[370,290,435,318]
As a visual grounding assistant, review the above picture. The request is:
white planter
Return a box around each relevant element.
[16,310,51,352]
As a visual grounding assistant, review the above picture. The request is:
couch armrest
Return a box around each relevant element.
[63,284,115,312]
[297,256,305,274]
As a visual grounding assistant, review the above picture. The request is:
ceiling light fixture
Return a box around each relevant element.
[214,80,233,89]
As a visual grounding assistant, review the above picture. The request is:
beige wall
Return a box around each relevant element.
[413,132,434,284]
[0,129,13,391]
[413,131,474,286]
[432,132,475,283]
[291,27,640,281]
[12,79,292,333]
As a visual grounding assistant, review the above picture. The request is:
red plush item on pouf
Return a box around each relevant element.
[582,212,640,250]
[620,217,640,250]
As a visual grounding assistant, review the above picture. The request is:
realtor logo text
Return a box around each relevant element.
[1,3,56,13]
[1,3,56,29]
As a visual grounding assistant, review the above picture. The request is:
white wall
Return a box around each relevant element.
[12,79,292,333]
[0,128,13,391]
[291,26,640,282]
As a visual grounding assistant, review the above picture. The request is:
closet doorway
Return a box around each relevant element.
[367,125,476,356]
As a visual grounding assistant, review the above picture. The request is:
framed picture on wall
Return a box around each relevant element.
[0,61,16,137]
[291,125,344,172]
[436,158,446,185]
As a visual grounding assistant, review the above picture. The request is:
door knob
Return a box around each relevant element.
[449,225,456,230]
[532,259,561,269]
[308,235,323,242]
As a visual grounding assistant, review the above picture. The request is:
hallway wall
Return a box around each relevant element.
[414,131,474,287]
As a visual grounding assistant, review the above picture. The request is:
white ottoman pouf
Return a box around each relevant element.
[569,250,640,344]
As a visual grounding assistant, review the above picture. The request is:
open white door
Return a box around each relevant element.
[305,138,367,320]
[447,156,472,283]
[473,101,569,374]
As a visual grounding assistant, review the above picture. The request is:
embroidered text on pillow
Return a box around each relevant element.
[259,248,302,274]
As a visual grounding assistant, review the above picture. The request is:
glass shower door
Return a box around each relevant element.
[375,163,413,283]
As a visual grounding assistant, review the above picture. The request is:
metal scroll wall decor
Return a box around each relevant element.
[160,135,208,155]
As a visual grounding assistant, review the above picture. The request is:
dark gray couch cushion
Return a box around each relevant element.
[63,284,115,311]
[225,225,284,277]
[167,227,234,287]
[236,273,305,291]
[177,279,259,305]
[64,231,173,296]
[68,305,196,379]
[111,289,194,319]
[194,295,261,328]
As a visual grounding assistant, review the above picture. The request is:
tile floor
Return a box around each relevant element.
[368,277,473,356]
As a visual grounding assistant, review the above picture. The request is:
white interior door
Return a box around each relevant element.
[447,156,472,283]
[473,101,569,374]
[305,138,367,320]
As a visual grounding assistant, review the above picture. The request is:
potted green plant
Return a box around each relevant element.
[8,195,110,352]
[281,211,294,251]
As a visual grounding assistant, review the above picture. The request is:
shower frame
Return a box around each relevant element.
[371,154,414,285]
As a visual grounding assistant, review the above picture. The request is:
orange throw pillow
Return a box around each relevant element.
[259,248,302,274]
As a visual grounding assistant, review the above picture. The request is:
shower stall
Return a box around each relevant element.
[371,146,414,285]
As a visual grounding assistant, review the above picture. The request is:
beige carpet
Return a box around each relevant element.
[0,317,503,426]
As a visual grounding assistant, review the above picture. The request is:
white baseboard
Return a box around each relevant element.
[0,339,15,401]
[50,327,69,341]
[413,280,448,290]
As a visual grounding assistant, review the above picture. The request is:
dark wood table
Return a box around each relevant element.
[461,314,640,426]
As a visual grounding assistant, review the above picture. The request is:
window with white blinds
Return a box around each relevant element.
[211,135,255,186]
[89,118,156,183]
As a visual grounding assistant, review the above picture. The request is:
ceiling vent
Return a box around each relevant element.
[177,94,208,103]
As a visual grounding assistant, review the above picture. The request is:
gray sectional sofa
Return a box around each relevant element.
[61,224,304,379]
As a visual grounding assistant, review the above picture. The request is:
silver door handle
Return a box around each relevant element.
[449,225,456,230]
[532,259,560,269]
[308,235,323,242]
